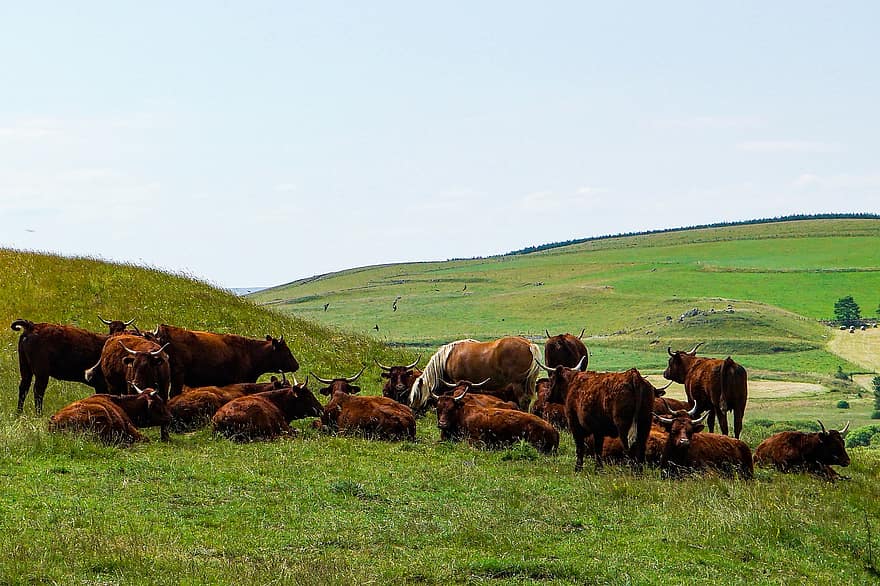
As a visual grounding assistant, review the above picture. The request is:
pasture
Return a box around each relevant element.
[2,228,880,584]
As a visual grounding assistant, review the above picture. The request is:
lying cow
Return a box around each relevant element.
[211,378,322,442]
[85,335,171,399]
[754,421,851,480]
[11,316,134,414]
[434,385,558,454]
[168,376,289,432]
[313,368,416,441]
[530,377,567,430]
[48,385,170,445]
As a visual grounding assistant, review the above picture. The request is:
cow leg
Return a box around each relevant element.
[733,406,743,439]
[33,374,50,416]
[706,409,716,433]
[17,362,33,414]
[716,407,730,436]
[592,432,605,470]
[572,428,586,472]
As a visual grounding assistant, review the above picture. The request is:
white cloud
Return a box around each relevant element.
[736,140,843,153]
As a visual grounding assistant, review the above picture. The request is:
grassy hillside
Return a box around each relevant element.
[252,218,880,376]
[2,248,880,584]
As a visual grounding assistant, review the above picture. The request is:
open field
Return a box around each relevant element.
[2,240,880,583]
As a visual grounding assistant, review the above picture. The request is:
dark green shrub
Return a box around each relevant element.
[836,400,850,409]
[845,424,880,448]
[871,410,880,420]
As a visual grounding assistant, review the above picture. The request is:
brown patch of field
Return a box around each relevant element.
[827,327,880,372]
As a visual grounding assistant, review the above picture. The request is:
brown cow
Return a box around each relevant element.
[313,368,416,441]
[434,387,559,453]
[754,421,851,480]
[211,379,322,442]
[409,337,542,411]
[537,360,658,471]
[48,386,170,445]
[375,356,421,404]
[544,329,589,369]
[85,335,172,400]
[153,324,300,397]
[12,316,134,414]
[168,376,289,432]
[434,379,519,439]
[530,377,568,430]
[664,343,748,438]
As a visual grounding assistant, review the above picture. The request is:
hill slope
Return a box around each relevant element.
[252,218,880,376]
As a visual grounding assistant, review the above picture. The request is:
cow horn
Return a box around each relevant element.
[292,374,299,386]
[132,383,145,395]
[98,315,112,325]
[578,328,586,339]
[668,346,674,356]
[572,356,587,371]
[661,398,675,414]
[840,421,850,436]
[310,372,335,384]
[346,366,367,383]
[430,391,441,400]
[655,380,673,392]
[686,401,700,417]
[150,343,170,357]
[654,414,675,424]
[124,318,136,326]
[152,326,160,337]
[374,359,393,371]
[453,388,469,402]
[693,410,710,424]
[278,334,284,344]
[117,340,139,355]
[471,377,491,388]
[534,358,554,373]
[440,378,458,388]
[545,329,551,339]
[688,342,704,355]
[280,371,289,385]
[405,354,421,369]
[817,420,827,434]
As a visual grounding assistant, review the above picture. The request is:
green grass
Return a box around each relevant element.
[252,218,880,376]
[2,239,880,583]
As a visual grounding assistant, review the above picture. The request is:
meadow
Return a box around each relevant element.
[2,220,880,584]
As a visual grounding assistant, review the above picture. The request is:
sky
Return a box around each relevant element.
[1,1,878,288]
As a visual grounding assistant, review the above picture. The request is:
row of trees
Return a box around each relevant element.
[833,296,880,326]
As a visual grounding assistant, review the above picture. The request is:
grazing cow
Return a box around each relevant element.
[433,387,559,453]
[653,403,752,478]
[85,335,171,400]
[544,328,589,369]
[313,368,416,441]
[48,386,170,444]
[375,356,422,404]
[664,343,748,438]
[168,376,288,432]
[152,324,300,397]
[409,337,542,411]
[530,377,568,430]
[754,421,851,480]
[11,316,135,413]
[537,360,658,471]
[211,379,322,442]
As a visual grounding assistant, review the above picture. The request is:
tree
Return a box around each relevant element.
[874,376,880,411]
[834,296,861,326]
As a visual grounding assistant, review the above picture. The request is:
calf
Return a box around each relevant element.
[12,316,134,414]
[434,387,559,454]
[314,368,416,441]
[85,335,171,399]
[211,380,322,442]
[754,421,851,480]
[653,405,752,479]
[169,376,288,432]
[48,386,170,445]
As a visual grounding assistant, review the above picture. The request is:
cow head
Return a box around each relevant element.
[312,366,366,396]
[284,377,323,418]
[130,384,172,440]
[815,420,851,467]
[543,329,589,370]
[653,400,709,450]
[98,315,136,335]
[535,356,587,403]
[119,341,171,396]
[265,334,300,373]
[434,387,472,432]
[376,356,421,402]
[663,343,704,383]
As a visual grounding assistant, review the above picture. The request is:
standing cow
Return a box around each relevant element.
[11,316,134,414]
[152,324,300,397]
[85,335,171,399]
[754,421,851,480]
[664,343,748,438]
[375,356,421,404]
[544,329,589,369]
[409,337,542,411]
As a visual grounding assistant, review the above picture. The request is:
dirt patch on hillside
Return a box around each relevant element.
[827,328,880,372]
[643,376,825,401]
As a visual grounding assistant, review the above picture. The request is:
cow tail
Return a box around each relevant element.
[11,319,34,333]
[626,370,644,449]
[525,343,542,404]
[720,358,734,412]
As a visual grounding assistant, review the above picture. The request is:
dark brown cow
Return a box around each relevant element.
[86,335,171,400]
[537,361,658,471]
[168,376,288,432]
[313,368,416,441]
[434,387,559,453]
[11,316,134,414]
[376,356,421,404]
[544,328,589,369]
[410,337,542,411]
[211,380,322,442]
[530,377,568,430]
[754,421,851,480]
[433,380,518,438]
[48,386,170,444]
[153,324,300,397]
[664,343,748,438]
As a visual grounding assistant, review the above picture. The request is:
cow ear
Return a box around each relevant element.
[265,335,273,341]
[319,386,331,396]
[349,385,361,395]
[380,372,391,379]
[692,423,705,434]
[123,356,134,366]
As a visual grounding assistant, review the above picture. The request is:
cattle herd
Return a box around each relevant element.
[11,318,853,481]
